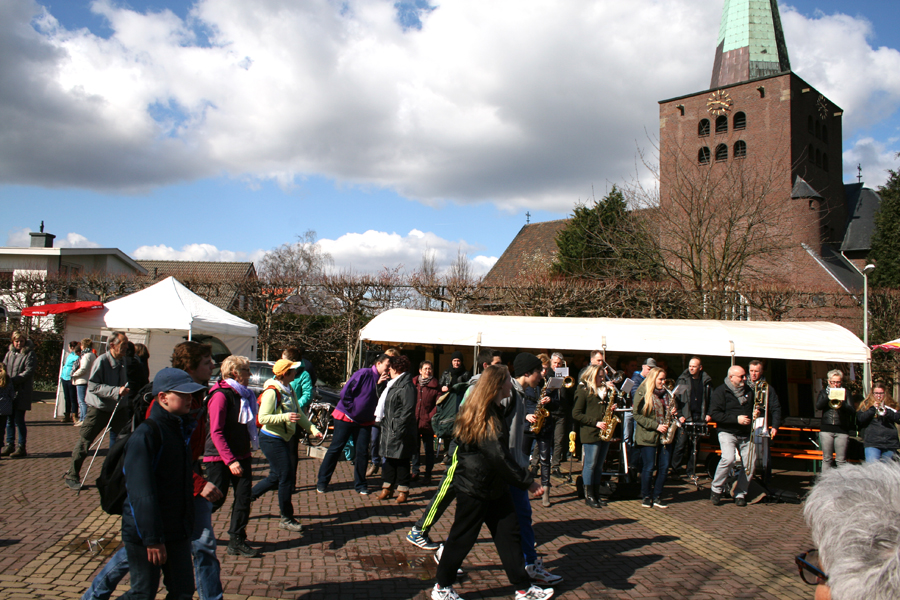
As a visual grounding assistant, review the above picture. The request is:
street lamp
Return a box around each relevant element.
[863,263,875,395]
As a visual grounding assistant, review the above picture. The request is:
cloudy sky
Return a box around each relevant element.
[2,0,899,275]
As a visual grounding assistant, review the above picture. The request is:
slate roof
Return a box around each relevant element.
[791,176,822,200]
[136,260,257,309]
[841,183,882,253]
[802,243,863,296]
[482,219,570,286]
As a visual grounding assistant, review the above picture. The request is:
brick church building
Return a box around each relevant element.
[486,0,881,299]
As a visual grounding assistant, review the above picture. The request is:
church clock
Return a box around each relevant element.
[707,90,733,116]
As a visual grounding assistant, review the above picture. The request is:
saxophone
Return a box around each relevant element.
[662,379,681,445]
[530,377,553,434]
[598,385,621,443]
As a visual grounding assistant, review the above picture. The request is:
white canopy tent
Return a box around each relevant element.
[359,309,870,364]
[56,277,258,415]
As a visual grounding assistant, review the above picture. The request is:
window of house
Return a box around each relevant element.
[733,112,746,130]
[734,140,747,158]
[698,147,711,164]
[715,115,728,134]
[715,144,728,162]
[698,119,710,137]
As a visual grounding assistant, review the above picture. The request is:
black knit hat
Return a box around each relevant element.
[450,351,464,361]
[513,352,543,378]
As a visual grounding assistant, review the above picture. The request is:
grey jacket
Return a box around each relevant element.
[85,352,128,412]
[508,380,529,469]
[4,340,36,411]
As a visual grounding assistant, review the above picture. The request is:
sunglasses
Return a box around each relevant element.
[795,549,828,585]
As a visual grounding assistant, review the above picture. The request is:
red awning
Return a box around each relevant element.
[21,301,104,316]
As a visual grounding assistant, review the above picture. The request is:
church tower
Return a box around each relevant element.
[658,0,846,290]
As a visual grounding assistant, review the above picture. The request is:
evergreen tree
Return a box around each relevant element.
[552,185,657,280]
[869,165,900,288]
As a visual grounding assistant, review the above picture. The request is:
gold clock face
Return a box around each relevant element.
[707,90,733,116]
[817,95,828,120]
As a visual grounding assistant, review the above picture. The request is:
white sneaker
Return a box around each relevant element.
[515,584,555,600]
[525,557,563,585]
[434,543,465,576]
[431,583,462,600]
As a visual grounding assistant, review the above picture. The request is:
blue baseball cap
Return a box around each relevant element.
[153,368,207,395]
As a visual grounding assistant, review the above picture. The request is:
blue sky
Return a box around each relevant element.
[2,0,899,274]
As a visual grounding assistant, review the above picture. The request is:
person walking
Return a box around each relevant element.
[2,331,36,458]
[431,364,553,600]
[252,359,322,533]
[377,355,417,503]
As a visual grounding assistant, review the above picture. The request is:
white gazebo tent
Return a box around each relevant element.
[359,309,870,364]
[56,277,258,415]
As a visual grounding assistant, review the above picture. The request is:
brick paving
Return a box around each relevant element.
[0,402,815,599]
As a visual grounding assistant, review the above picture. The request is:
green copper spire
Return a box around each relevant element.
[711,0,790,88]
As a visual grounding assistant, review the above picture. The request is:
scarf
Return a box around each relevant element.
[418,376,433,386]
[375,376,399,422]
[724,376,750,405]
[652,387,668,426]
[226,378,260,450]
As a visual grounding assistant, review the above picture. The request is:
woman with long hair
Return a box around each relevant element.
[633,367,675,509]
[856,382,900,463]
[432,364,553,600]
[572,365,616,509]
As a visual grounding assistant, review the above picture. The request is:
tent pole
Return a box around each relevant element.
[188,324,192,341]
[357,336,362,370]
[601,336,607,363]
[474,332,482,374]
[729,341,735,366]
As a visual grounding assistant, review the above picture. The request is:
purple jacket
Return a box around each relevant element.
[334,365,380,424]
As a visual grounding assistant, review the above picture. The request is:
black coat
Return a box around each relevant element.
[675,369,712,422]
[121,400,195,546]
[709,383,755,436]
[380,372,417,459]
[816,388,854,433]
[453,403,534,501]
[4,340,36,411]
[856,406,900,450]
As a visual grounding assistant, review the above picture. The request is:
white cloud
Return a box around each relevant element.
[131,243,267,263]
[0,1,898,209]
[843,138,899,188]
[4,227,100,248]
[317,229,495,275]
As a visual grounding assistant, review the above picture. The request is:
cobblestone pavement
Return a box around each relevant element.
[0,403,815,599]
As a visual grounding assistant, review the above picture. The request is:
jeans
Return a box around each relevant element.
[712,431,751,498]
[81,497,221,600]
[864,447,895,463]
[508,485,537,565]
[370,425,383,467]
[522,432,552,488]
[581,441,610,486]
[5,409,26,447]
[76,384,88,421]
[63,379,78,416]
[316,419,372,493]
[81,545,130,600]
[253,434,295,518]
[819,431,849,471]
[191,497,222,600]
[411,429,435,475]
[639,444,672,500]
[120,539,194,600]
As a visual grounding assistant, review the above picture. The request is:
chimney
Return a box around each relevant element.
[29,221,55,248]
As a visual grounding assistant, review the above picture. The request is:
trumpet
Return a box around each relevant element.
[829,397,843,410]
[602,364,626,385]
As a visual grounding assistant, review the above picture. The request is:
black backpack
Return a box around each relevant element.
[95,418,161,515]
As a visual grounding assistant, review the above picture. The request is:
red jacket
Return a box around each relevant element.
[413,376,441,432]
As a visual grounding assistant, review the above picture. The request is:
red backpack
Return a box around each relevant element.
[256,385,283,429]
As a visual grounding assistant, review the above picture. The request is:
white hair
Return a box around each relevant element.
[551,352,564,362]
[826,369,843,381]
[803,460,900,600]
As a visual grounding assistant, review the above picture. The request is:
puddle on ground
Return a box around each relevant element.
[62,534,121,557]
[355,550,436,581]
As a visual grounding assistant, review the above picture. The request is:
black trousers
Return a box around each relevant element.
[382,457,412,491]
[205,458,253,538]
[550,413,570,469]
[436,490,529,589]
[70,404,132,477]
[670,427,688,471]
[523,431,552,488]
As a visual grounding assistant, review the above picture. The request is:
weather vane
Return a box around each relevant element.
[526,211,531,225]
[857,164,862,183]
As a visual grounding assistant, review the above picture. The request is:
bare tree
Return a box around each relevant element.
[257,229,333,281]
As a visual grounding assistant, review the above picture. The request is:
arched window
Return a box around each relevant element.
[815,121,821,139]
[698,119,710,137]
[715,144,728,162]
[816,149,822,167]
[698,147,711,164]
[808,116,814,134]
[823,153,829,171]
[734,140,747,158]
[715,115,728,133]
[733,112,746,130]
[822,125,828,144]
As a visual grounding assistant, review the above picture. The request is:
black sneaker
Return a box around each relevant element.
[710,491,722,506]
[653,497,668,509]
[735,496,747,507]
[641,497,653,508]
[227,538,260,558]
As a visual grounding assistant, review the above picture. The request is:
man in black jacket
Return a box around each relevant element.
[670,357,712,476]
[121,368,206,599]
[709,365,755,507]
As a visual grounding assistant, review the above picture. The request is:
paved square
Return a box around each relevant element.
[0,403,814,599]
